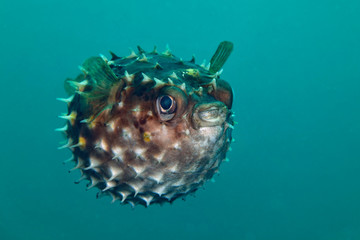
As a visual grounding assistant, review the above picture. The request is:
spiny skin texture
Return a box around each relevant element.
[59,45,234,207]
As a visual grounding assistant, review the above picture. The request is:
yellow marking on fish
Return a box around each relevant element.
[78,136,86,149]
[185,69,200,78]
[143,132,151,142]
[69,111,77,125]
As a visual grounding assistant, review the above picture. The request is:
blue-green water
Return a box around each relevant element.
[1,0,359,239]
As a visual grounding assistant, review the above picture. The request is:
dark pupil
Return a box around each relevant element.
[160,96,172,111]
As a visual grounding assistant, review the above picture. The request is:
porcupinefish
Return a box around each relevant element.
[57,41,234,207]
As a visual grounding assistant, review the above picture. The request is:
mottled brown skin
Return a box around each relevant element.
[61,48,233,207]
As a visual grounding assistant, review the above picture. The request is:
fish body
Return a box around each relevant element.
[58,42,234,206]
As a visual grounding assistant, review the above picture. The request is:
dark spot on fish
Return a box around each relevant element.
[139,127,145,134]
[139,117,147,125]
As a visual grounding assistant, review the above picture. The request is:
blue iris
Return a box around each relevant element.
[160,95,172,111]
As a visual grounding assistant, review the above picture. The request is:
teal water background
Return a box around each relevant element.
[1,0,359,239]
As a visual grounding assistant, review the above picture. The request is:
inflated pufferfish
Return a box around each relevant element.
[57,41,234,207]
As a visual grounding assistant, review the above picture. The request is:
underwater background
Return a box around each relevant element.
[0,0,359,239]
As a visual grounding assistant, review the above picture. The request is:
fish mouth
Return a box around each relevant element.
[191,101,229,129]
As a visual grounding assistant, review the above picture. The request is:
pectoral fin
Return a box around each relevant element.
[209,41,234,74]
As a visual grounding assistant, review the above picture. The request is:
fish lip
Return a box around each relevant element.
[191,101,228,129]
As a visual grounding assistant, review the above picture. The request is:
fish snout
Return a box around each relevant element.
[192,101,229,129]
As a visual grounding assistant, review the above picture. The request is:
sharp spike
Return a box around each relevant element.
[149,172,163,184]
[154,78,165,88]
[169,72,178,79]
[162,44,172,56]
[151,45,157,54]
[68,136,86,150]
[99,54,108,63]
[227,122,235,129]
[124,71,135,84]
[109,192,120,203]
[127,48,138,59]
[62,156,74,165]
[84,157,102,170]
[80,119,89,124]
[78,66,89,75]
[210,78,217,90]
[58,111,77,124]
[74,90,89,97]
[112,148,124,160]
[74,175,87,184]
[200,78,217,92]
[127,200,135,208]
[96,191,104,199]
[200,59,206,68]
[153,184,168,196]
[173,178,185,187]
[194,86,203,96]
[168,163,178,173]
[68,80,88,91]
[167,78,174,85]
[141,73,152,84]
[205,63,211,70]
[58,139,72,150]
[118,190,131,203]
[179,83,186,92]
[87,176,100,190]
[56,95,74,103]
[107,164,123,181]
[139,195,153,207]
[189,88,195,96]
[154,62,163,70]
[128,181,144,196]
[132,165,146,177]
[55,125,68,132]
[138,53,148,62]
[137,45,146,54]
[164,192,176,201]
[109,51,120,60]
[102,181,116,191]
[190,55,195,63]
[216,69,223,76]
[69,158,85,172]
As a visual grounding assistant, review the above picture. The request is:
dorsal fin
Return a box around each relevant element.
[209,41,233,74]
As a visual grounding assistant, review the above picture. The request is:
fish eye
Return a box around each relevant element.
[155,86,187,122]
[159,96,176,113]
[157,95,177,121]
